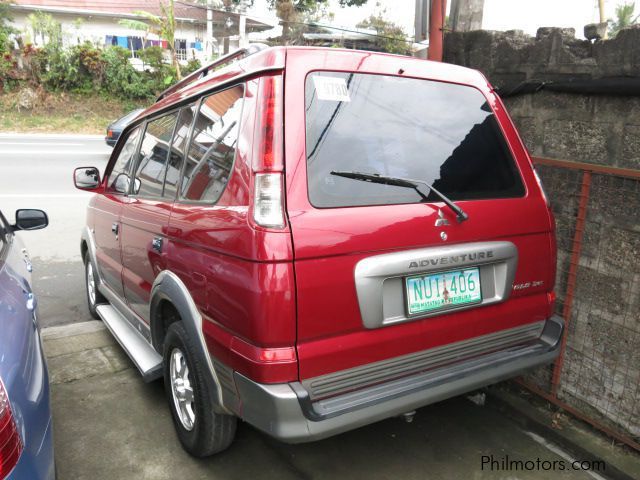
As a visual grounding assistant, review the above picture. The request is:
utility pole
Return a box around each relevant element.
[598,0,607,39]
[415,0,430,43]
[450,0,484,32]
[238,0,247,48]
[427,0,447,62]
[239,14,247,48]
[206,0,214,59]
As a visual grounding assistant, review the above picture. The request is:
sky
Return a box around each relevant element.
[246,0,631,40]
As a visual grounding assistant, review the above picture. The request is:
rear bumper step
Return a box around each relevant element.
[96,304,162,382]
[233,315,563,443]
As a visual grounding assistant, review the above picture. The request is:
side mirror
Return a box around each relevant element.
[74,167,101,190]
[112,174,140,195]
[13,209,48,231]
[113,173,130,194]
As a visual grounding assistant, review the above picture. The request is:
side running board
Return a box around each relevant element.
[96,304,162,382]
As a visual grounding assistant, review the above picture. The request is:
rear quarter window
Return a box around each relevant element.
[304,72,525,208]
[180,85,244,203]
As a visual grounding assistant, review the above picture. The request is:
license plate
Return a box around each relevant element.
[405,267,482,316]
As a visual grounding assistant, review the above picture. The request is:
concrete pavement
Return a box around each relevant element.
[0,134,111,327]
[44,321,606,480]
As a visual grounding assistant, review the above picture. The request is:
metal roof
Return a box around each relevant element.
[9,1,274,31]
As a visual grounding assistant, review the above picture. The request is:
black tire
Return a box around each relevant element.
[163,322,237,457]
[84,255,106,320]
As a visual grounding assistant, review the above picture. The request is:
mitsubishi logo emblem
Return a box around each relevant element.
[434,209,449,227]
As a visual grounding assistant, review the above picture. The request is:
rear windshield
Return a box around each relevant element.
[305,72,525,208]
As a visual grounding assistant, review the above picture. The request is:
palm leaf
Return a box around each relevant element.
[118,19,151,31]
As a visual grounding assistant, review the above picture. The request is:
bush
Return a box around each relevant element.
[0,53,18,91]
[138,46,177,93]
[7,38,197,100]
[101,46,152,100]
[138,45,165,68]
[183,58,202,76]
[34,42,95,93]
[76,42,106,88]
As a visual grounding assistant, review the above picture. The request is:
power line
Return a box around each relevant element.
[12,0,419,46]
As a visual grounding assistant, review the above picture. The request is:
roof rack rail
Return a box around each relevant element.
[156,43,271,101]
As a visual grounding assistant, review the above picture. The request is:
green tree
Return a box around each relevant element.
[269,0,369,44]
[609,1,639,37]
[356,13,412,55]
[119,0,182,79]
[0,0,16,90]
[27,11,62,46]
[0,0,16,54]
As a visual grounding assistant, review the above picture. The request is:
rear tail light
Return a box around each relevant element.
[0,378,22,479]
[254,173,285,228]
[252,74,286,229]
[252,75,283,172]
[107,130,113,138]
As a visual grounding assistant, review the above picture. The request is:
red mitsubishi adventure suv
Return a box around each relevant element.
[74,45,563,456]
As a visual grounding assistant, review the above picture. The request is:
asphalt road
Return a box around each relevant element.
[0,133,111,327]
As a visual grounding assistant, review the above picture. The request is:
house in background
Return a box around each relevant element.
[7,0,274,67]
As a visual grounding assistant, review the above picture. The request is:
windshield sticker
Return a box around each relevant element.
[313,76,351,102]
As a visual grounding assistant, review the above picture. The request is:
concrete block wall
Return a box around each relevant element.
[444,27,640,440]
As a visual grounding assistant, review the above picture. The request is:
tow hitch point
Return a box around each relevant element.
[402,411,416,423]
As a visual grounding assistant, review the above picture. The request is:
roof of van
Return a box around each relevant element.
[141,46,490,121]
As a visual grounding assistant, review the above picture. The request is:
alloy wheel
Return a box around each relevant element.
[170,348,196,431]
[87,261,96,305]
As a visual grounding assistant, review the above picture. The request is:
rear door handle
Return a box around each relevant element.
[152,236,163,252]
[111,222,119,236]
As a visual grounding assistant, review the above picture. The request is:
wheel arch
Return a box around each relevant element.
[80,239,89,261]
[150,270,229,414]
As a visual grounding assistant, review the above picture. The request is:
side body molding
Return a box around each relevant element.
[150,271,230,414]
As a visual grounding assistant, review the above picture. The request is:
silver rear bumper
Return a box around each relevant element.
[233,316,564,443]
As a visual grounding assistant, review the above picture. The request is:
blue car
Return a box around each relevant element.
[105,108,145,147]
[0,209,54,480]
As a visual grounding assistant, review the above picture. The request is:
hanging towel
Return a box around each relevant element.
[161,40,168,49]
[105,35,113,46]
[195,42,202,51]
[132,37,143,51]
[117,36,128,48]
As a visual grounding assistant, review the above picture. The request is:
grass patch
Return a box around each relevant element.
[0,90,150,134]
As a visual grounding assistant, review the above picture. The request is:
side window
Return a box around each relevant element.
[181,85,244,203]
[107,126,141,194]
[133,112,179,198]
[163,105,196,200]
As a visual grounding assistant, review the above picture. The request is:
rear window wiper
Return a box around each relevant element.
[330,170,469,222]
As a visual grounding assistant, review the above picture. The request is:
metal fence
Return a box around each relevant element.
[520,157,640,452]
